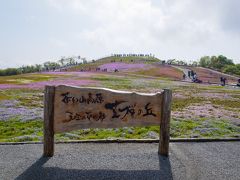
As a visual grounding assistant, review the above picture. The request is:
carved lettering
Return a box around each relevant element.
[105,100,126,118]
[105,101,156,120]
[54,86,163,133]
[143,103,156,117]
[61,92,104,104]
[63,111,106,123]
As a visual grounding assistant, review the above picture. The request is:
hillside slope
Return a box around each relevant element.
[69,56,161,71]
[189,66,239,84]
[68,56,183,80]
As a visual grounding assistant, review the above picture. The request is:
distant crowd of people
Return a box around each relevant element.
[112,53,154,57]
[79,67,120,73]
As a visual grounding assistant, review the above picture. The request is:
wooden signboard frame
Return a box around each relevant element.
[43,85,172,157]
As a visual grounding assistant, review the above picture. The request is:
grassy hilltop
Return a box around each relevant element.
[0,55,240,142]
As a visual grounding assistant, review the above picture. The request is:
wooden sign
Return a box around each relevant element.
[54,85,162,132]
[43,85,172,157]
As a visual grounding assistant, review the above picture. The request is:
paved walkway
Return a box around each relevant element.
[172,66,192,82]
[0,142,239,180]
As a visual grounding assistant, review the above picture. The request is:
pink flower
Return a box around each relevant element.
[0,79,99,89]
[98,63,151,72]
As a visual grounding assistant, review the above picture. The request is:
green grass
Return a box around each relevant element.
[172,84,201,94]
[17,92,43,108]
[230,94,240,99]
[1,69,240,142]
[69,62,103,71]
[0,119,43,142]
[172,97,205,110]
[92,75,176,91]
[1,117,239,142]
[210,99,240,109]
[170,119,201,138]
[0,73,62,85]
[70,56,161,72]
[92,75,134,90]
[98,56,160,64]
[0,91,10,100]
[170,118,240,138]
[0,117,161,142]
[193,120,240,138]
[132,67,183,80]
[171,89,240,116]
[55,126,158,141]
[0,89,43,108]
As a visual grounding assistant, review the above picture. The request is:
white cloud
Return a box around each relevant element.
[66,0,239,60]
[49,38,68,48]
[21,0,240,63]
[1,0,240,69]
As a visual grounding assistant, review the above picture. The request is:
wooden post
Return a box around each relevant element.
[43,86,55,157]
[159,89,172,156]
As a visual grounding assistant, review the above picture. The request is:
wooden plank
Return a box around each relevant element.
[53,85,163,133]
[159,89,172,156]
[43,86,55,157]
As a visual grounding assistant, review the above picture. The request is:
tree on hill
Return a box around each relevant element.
[58,57,65,66]
[44,61,60,71]
[223,64,240,76]
[0,55,82,76]
[199,55,234,70]
[199,55,239,76]
[211,55,234,70]
[0,68,19,76]
[199,56,211,67]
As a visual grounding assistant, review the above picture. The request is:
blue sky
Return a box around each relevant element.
[1,0,240,68]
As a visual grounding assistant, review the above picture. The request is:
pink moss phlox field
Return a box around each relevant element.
[27,79,98,89]
[98,62,151,72]
[0,84,23,89]
[0,100,43,121]
[41,71,97,77]
[0,79,98,89]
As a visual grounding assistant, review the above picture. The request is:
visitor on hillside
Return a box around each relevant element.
[237,79,240,87]
[190,70,194,78]
[188,71,191,78]
[223,78,226,86]
[193,73,197,81]
[220,77,226,86]
[183,74,186,80]
[191,73,202,83]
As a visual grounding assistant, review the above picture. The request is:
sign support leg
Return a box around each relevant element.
[43,86,55,157]
[159,89,172,156]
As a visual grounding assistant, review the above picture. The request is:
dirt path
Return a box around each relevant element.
[172,66,192,82]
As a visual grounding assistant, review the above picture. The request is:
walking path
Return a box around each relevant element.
[0,142,239,180]
[172,66,192,82]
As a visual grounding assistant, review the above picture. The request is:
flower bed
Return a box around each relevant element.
[98,62,151,72]
[0,79,98,89]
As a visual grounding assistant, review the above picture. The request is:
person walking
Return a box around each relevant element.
[183,74,186,80]
[237,79,240,87]
[188,71,191,78]
[220,77,226,86]
[223,77,226,86]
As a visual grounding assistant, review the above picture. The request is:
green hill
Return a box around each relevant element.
[97,55,161,63]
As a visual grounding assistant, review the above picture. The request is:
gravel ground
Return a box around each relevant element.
[0,142,239,180]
